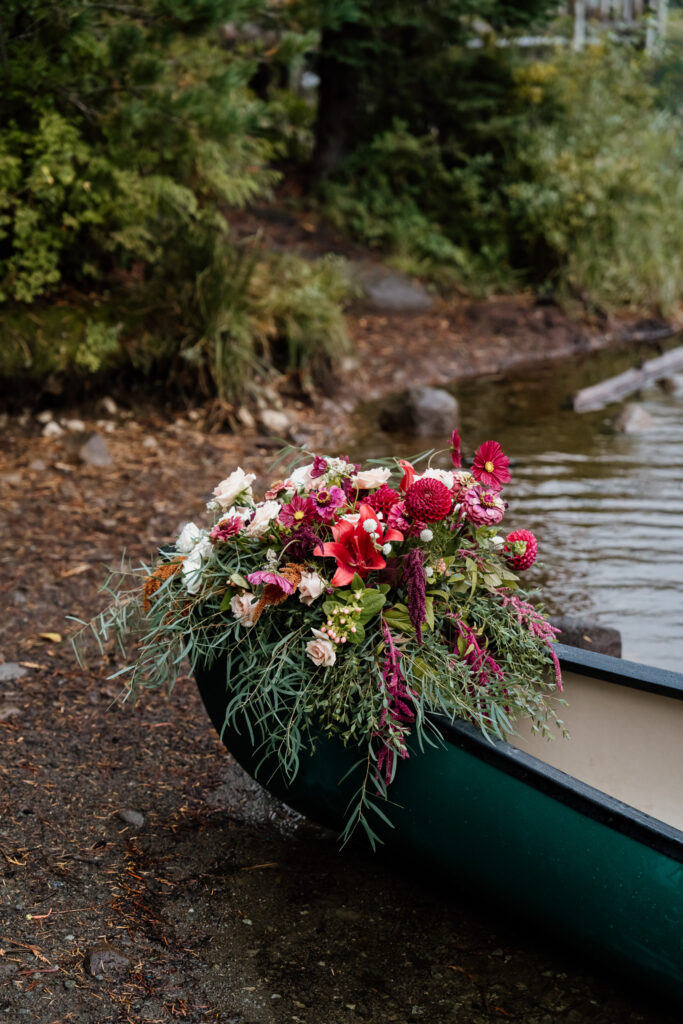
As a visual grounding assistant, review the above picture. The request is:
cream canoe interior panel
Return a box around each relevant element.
[509,669,683,832]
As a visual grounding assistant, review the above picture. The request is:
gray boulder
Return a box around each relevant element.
[613,403,654,435]
[349,261,434,313]
[78,432,113,467]
[550,616,622,658]
[379,387,458,437]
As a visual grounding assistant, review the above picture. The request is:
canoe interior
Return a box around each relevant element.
[510,647,683,831]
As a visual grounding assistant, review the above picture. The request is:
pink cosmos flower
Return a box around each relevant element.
[312,486,347,521]
[449,428,462,469]
[461,486,506,526]
[472,440,510,491]
[279,495,316,529]
[246,570,294,595]
[210,516,243,542]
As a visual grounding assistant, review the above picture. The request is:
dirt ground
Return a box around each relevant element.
[1,305,681,1024]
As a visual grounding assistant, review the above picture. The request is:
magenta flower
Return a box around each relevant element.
[312,486,347,521]
[210,516,243,542]
[449,428,462,469]
[311,456,328,479]
[461,486,506,526]
[472,440,510,491]
[246,570,294,595]
[279,495,316,529]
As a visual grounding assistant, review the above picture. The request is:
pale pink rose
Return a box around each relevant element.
[351,466,392,490]
[305,628,336,667]
[298,571,325,606]
[212,467,256,510]
[243,500,281,537]
[230,592,259,627]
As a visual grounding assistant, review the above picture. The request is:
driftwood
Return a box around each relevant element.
[574,345,683,412]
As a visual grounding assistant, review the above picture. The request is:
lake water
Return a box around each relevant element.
[351,340,683,670]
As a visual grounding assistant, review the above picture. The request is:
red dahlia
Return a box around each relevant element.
[405,478,452,523]
[504,529,538,571]
[366,484,401,516]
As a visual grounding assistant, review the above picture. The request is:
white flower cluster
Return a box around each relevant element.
[176,521,213,595]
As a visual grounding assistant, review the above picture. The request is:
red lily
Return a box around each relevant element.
[398,460,416,492]
[314,503,403,587]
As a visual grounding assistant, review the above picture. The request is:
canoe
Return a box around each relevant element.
[194,642,683,1003]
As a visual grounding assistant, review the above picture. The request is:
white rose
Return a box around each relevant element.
[351,466,392,490]
[230,592,259,627]
[285,463,316,493]
[212,467,256,511]
[416,468,455,489]
[176,521,203,554]
[305,628,336,667]
[298,571,325,606]
[243,500,281,538]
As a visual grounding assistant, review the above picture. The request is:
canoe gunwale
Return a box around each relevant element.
[553,641,683,700]
[433,644,683,864]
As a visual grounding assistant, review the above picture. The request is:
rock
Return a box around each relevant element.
[612,403,654,434]
[658,374,683,396]
[379,387,459,437]
[42,420,64,438]
[85,944,131,977]
[99,396,119,416]
[549,617,622,658]
[28,459,46,472]
[349,261,434,313]
[0,706,21,722]
[78,433,113,467]
[63,418,86,432]
[118,808,145,828]
[0,663,27,682]
[236,405,256,430]
[259,409,290,436]
[36,410,53,424]
[142,435,158,450]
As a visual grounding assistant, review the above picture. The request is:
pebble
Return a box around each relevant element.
[0,706,21,722]
[117,808,145,828]
[28,459,46,471]
[0,663,27,682]
[36,410,53,424]
[85,944,131,976]
[99,396,118,416]
[42,420,64,438]
[260,409,290,436]
[78,432,113,467]
[63,418,86,432]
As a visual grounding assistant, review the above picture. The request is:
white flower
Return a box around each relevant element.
[181,534,212,594]
[298,571,325,606]
[351,466,392,490]
[382,543,392,555]
[285,463,317,493]
[176,521,203,554]
[491,535,505,547]
[212,468,256,511]
[230,592,259,627]
[305,628,336,667]
[243,500,281,537]
[362,518,378,533]
[425,566,434,578]
[416,468,454,489]
[419,528,434,543]
[341,512,360,525]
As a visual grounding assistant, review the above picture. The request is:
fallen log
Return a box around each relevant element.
[573,345,683,412]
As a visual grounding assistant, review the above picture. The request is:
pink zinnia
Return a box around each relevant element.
[246,570,294,595]
[279,495,316,529]
[210,516,243,542]
[462,486,506,526]
[312,486,347,521]
[449,428,462,469]
[472,440,510,491]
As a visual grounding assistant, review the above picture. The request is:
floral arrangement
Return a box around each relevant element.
[86,430,564,845]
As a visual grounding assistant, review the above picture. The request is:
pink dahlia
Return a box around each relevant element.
[279,495,316,529]
[472,440,510,491]
[405,478,452,523]
[504,529,538,571]
[462,486,506,526]
[312,486,347,522]
[365,484,401,517]
[449,428,462,469]
[210,516,243,542]
[246,570,294,595]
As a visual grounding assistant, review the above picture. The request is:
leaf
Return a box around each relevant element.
[219,592,234,612]
[359,588,386,622]
[229,572,249,589]
[39,633,62,643]
[382,604,413,635]
[424,596,435,631]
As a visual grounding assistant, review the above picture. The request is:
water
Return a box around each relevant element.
[351,341,683,670]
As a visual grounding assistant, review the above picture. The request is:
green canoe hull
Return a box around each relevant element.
[194,645,683,1003]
